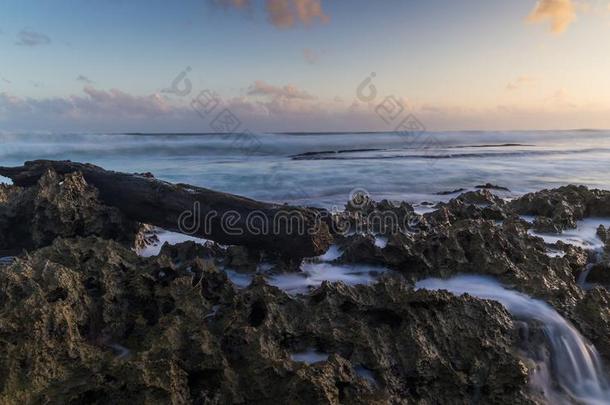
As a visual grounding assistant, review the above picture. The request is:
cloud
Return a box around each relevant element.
[303,48,320,64]
[266,0,329,27]
[527,0,576,33]
[76,75,94,84]
[15,30,51,46]
[506,76,537,91]
[0,86,174,123]
[215,0,329,28]
[247,80,315,100]
[216,0,249,8]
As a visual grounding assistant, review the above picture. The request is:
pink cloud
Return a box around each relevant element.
[527,0,576,33]
[215,0,329,28]
[247,80,315,100]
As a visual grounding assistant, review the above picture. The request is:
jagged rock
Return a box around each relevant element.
[0,170,143,252]
[359,218,582,310]
[510,185,610,227]
[532,216,563,234]
[0,237,538,404]
[336,234,382,264]
[597,225,608,243]
[0,184,22,203]
[340,197,420,236]
[159,239,222,264]
[574,287,610,364]
[3,173,610,404]
[587,262,610,285]
[425,190,507,224]
[597,225,610,252]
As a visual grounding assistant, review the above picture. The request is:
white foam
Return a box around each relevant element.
[290,349,329,364]
[416,275,610,404]
[374,236,388,248]
[138,229,210,257]
[224,269,253,289]
[545,249,566,258]
[266,263,388,295]
[528,218,610,250]
[413,205,437,215]
[318,245,342,261]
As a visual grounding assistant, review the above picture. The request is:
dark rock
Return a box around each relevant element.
[587,262,610,285]
[0,237,536,404]
[336,234,383,264]
[510,185,610,226]
[342,198,420,236]
[159,240,222,264]
[0,170,143,252]
[370,218,582,309]
[436,188,467,195]
[425,190,507,224]
[475,183,510,192]
[597,225,608,243]
[532,216,563,234]
[574,287,610,364]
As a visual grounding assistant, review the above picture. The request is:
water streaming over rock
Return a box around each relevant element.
[416,275,610,404]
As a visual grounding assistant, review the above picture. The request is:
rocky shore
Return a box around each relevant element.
[1,165,610,404]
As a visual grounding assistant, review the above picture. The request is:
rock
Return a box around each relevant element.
[532,216,563,234]
[0,237,536,403]
[597,225,610,252]
[510,185,610,225]
[342,197,419,236]
[0,184,22,203]
[426,190,507,224]
[367,217,582,309]
[475,183,510,192]
[586,262,610,285]
[159,240,222,264]
[597,225,608,243]
[574,287,610,364]
[436,188,467,195]
[0,170,143,252]
[336,234,382,264]
[3,173,610,404]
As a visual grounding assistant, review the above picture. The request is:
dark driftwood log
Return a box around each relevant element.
[0,160,332,257]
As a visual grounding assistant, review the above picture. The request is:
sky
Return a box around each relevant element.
[1,0,610,133]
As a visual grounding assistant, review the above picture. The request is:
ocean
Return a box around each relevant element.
[1,130,610,208]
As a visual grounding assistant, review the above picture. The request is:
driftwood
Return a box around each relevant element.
[0,160,332,257]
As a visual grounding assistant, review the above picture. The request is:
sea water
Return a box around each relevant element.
[2,130,610,208]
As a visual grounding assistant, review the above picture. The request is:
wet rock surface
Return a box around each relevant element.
[0,237,534,404]
[2,172,610,403]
